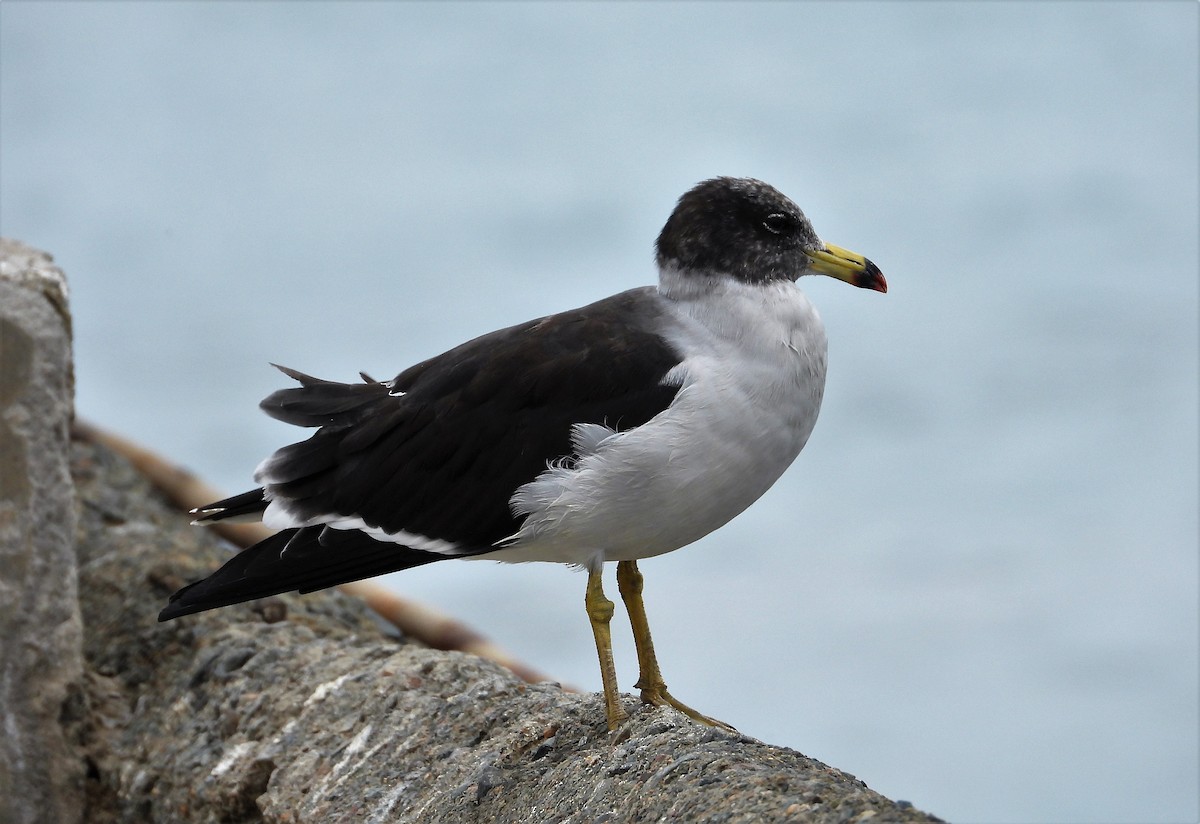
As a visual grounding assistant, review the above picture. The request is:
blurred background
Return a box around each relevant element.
[2,3,1196,822]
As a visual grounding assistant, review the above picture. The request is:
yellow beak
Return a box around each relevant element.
[806,243,887,292]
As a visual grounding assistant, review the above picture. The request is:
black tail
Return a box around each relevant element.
[158,526,453,621]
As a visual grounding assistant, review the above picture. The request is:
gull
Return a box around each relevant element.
[159,176,886,731]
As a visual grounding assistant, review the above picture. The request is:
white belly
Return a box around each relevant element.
[485,276,828,568]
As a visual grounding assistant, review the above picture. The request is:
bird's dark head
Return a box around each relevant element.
[655,177,886,292]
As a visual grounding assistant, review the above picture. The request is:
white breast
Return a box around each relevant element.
[491,270,828,568]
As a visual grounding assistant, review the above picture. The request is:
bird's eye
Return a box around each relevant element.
[762,213,791,235]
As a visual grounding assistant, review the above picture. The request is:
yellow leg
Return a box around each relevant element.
[585,566,628,730]
[616,559,735,730]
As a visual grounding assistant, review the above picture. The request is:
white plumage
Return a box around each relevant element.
[497,271,827,567]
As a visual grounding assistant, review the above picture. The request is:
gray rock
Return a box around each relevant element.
[0,239,84,824]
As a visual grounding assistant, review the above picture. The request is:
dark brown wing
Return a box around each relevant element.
[160,287,682,620]
[254,287,682,549]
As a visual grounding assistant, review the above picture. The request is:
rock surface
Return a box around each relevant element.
[0,238,84,824]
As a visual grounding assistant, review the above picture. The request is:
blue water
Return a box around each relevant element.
[3,4,1196,822]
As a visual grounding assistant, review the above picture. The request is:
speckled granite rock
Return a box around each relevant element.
[0,238,84,824]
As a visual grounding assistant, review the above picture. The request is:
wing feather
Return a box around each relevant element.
[260,287,682,549]
[161,288,683,620]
